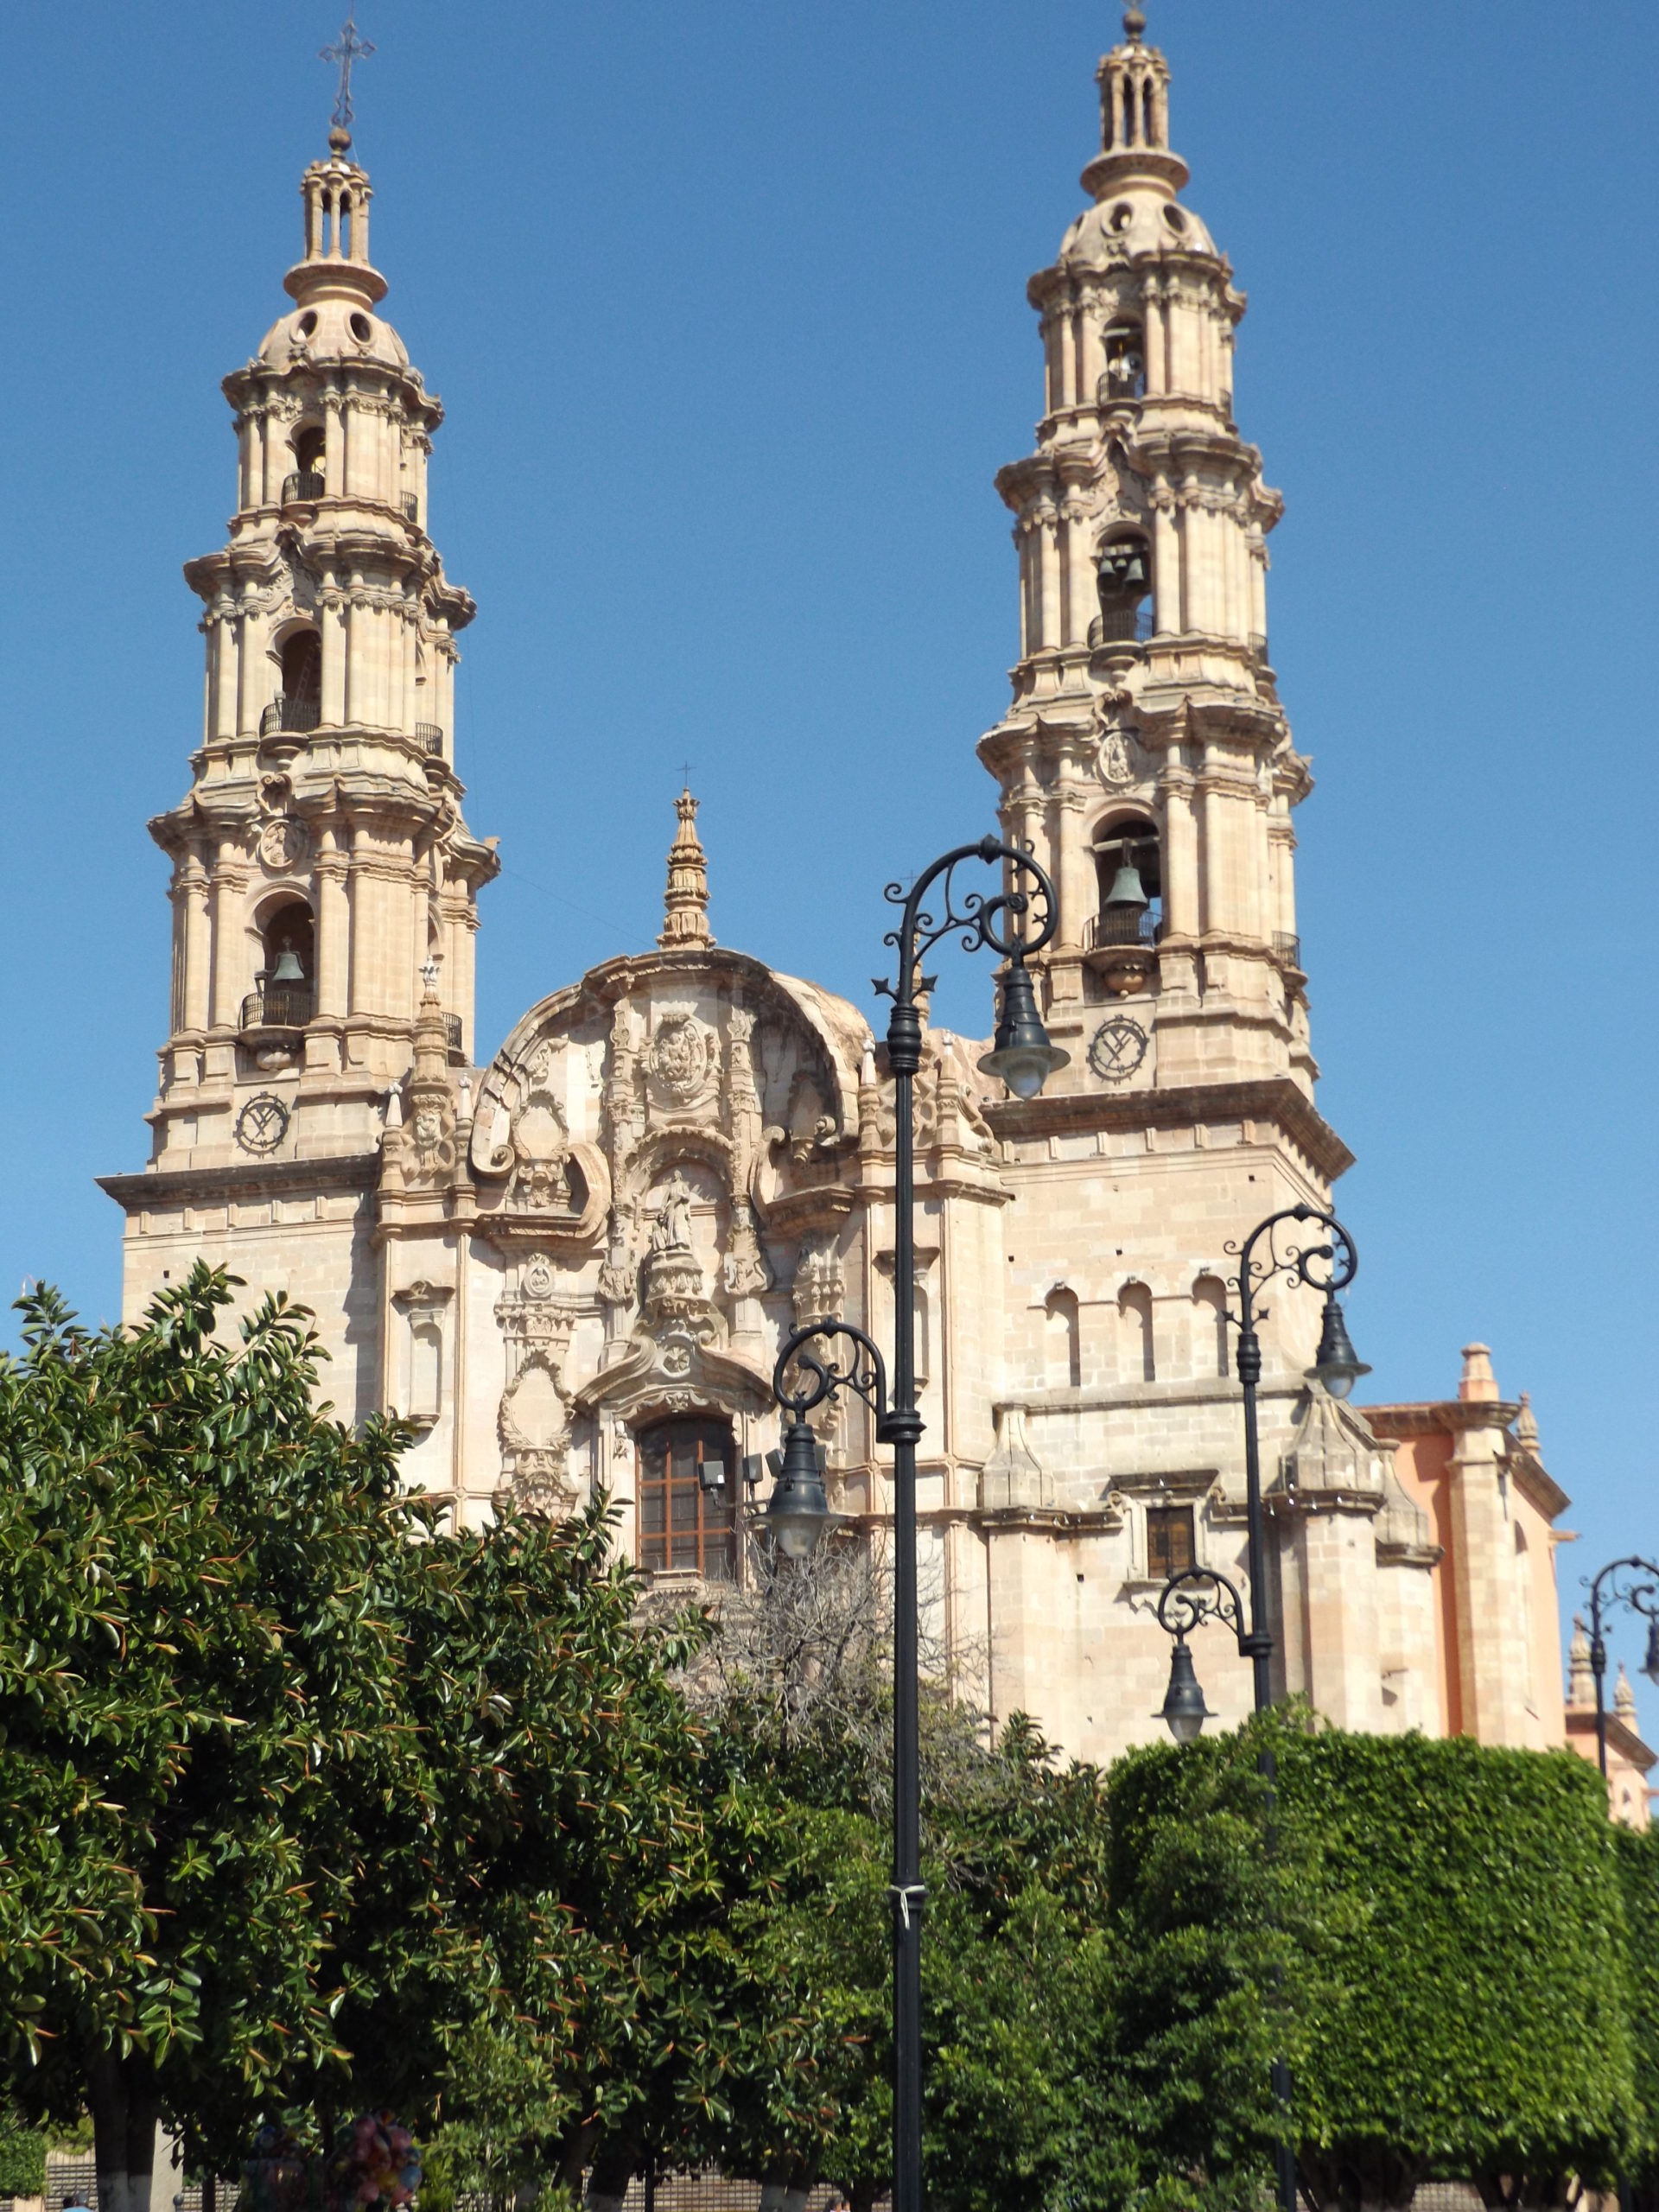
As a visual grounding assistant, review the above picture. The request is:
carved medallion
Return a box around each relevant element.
[1096,729,1138,789]
[1088,1016,1149,1083]
[235,1092,290,1153]
[258,816,312,870]
[646,1014,715,1109]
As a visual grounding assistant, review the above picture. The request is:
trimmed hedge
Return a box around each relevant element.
[1614,1821,1659,2190]
[0,2119,47,2196]
[1108,1717,1642,2208]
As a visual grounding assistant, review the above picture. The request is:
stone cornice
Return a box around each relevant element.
[983,1074,1354,1182]
[1565,1706,1656,1773]
[99,1151,380,1213]
[1361,1400,1522,1440]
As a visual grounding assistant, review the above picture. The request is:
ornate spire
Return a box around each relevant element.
[658,789,713,950]
[1617,1662,1639,1725]
[1515,1390,1540,1455]
[1567,1615,1593,1707]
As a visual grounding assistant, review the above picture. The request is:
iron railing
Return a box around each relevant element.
[1272,931,1302,969]
[1085,905,1162,950]
[1249,631,1269,660]
[443,1012,464,1058]
[416,722,444,755]
[240,983,315,1030]
[261,694,321,736]
[403,493,420,524]
[280,470,325,505]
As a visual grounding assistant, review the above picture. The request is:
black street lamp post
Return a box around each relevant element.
[1583,1557,1659,1780]
[1151,1203,1366,2212]
[1227,1205,1369,1710]
[768,836,1065,2212]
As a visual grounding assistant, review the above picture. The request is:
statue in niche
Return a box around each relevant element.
[650,1174,694,1255]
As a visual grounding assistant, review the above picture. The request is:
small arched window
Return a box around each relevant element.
[1103,322,1147,404]
[1096,534,1153,644]
[1044,1287,1081,1390]
[1119,1282,1156,1383]
[1192,1275,1230,1379]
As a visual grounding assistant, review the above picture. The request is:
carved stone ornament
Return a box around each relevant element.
[792,1229,845,1325]
[722,1197,772,1299]
[1088,1015,1149,1082]
[234,1091,290,1154]
[646,1013,717,1113]
[1096,728,1139,789]
[258,815,312,870]
[407,1096,457,1185]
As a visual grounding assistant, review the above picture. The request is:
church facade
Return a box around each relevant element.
[103,18,1624,1789]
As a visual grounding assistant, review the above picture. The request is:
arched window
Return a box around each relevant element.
[250,899,315,1028]
[1119,1282,1156,1383]
[1192,1275,1230,1379]
[275,629,322,734]
[638,1418,736,1581]
[1103,322,1147,404]
[1096,534,1153,643]
[1045,1287,1081,1389]
[1092,815,1162,948]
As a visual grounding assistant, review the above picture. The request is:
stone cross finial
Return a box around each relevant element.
[658,788,714,950]
[321,15,375,143]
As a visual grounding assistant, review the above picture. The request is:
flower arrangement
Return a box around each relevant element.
[330,2113,423,2210]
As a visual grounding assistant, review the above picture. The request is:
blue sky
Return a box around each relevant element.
[3,3,1656,1701]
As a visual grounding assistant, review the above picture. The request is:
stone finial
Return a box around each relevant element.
[1458,1342,1499,1402]
[1617,1661,1638,1724]
[1123,5,1147,40]
[1567,1614,1593,1707]
[658,788,713,950]
[1515,1390,1540,1455]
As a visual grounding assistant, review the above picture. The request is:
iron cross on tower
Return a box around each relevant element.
[321,15,375,135]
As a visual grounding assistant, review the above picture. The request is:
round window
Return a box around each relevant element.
[1162,204,1187,234]
[296,310,318,339]
[349,312,373,344]
[1109,201,1133,232]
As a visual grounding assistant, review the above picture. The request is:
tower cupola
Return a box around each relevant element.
[1083,8,1187,200]
[286,143,387,309]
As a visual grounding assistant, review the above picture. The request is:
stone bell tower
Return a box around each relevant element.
[969,12,1385,1752]
[982,3,1315,1102]
[105,120,497,1402]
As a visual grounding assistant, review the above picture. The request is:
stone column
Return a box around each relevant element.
[1058,779,1092,950]
[315,827,350,1020]
[321,582,346,728]
[209,840,245,1030]
[181,854,211,1033]
[1039,508,1062,650]
[1151,484,1179,634]
[1142,282,1166,397]
[1447,1345,1530,1746]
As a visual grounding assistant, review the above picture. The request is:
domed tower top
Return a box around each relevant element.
[1083,7,1189,200]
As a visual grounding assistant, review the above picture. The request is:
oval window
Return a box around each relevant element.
[349,312,373,344]
[296,310,318,338]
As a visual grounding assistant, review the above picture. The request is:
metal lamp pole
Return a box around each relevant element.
[770,836,1065,2212]
[1584,1556,1659,1779]
[1229,1204,1369,1713]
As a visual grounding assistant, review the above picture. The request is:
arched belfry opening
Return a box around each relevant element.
[1103,321,1147,404]
[251,898,315,1028]
[1092,816,1161,943]
[276,629,322,734]
[1095,534,1152,643]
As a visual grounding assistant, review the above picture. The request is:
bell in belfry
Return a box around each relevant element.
[270,947,307,984]
[1103,842,1148,912]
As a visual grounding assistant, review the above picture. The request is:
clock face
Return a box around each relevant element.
[1088,1015,1149,1084]
[235,1091,291,1154]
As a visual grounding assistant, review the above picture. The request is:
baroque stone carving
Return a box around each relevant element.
[722,1197,772,1299]
[495,1262,580,1517]
[792,1229,845,1325]
[646,1013,717,1113]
